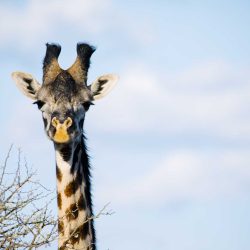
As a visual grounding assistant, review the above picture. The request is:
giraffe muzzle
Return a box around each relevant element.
[51,117,73,143]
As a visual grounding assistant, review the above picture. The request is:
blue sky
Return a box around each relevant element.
[1,0,250,249]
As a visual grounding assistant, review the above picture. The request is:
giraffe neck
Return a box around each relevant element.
[55,137,96,250]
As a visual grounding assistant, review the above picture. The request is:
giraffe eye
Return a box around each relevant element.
[33,100,45,110]
[82,102,93,111]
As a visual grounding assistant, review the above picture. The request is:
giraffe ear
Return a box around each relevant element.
[11,71,41,100]
[89,74,118,100]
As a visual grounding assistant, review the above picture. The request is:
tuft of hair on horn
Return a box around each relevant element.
[76,43,96,69]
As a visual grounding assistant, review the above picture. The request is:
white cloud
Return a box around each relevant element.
[90,60,250,139]
[0,0,111,48]
[0,0,156,51]
[98,149,250,207]
[169,60,234,90]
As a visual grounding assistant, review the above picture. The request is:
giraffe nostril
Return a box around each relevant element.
[51,117,59,128]
[51,117,73,128]
[64,117,73,128]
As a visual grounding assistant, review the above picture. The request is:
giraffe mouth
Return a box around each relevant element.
[53,127,70,143]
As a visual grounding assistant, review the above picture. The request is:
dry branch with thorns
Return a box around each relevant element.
[0,146,57,249]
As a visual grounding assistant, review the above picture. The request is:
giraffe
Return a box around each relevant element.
[11,43,118,250]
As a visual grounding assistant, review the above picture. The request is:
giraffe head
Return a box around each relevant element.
[12,43,118,144]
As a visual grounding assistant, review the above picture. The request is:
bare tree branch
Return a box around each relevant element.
[0,146,57,249]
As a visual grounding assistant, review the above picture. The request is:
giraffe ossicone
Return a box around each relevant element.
[12,43,118,250]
